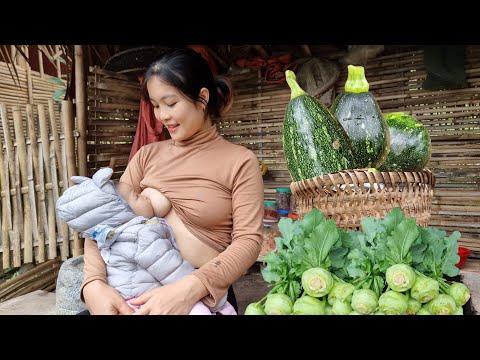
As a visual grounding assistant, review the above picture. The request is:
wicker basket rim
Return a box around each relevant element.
[290,169,434,193]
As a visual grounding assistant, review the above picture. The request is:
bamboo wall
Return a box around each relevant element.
[223,45,480,254]
[0,100,80,269]
[87,66,140,180]
[0,60,64,140]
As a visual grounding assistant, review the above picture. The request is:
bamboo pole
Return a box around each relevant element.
[62,100,81,255]
[49,99,70,259]
[55,45,61,79]
[1,104,21,267]
[26,134,39,261]
[49,137,67,259]
[60,128,73,257]
[0,257,61,298]
[10,45,16,64]
[13,106,33,263]
[26,104,46,263]
[37,104,57,259]
[0,128,10,268]
[38,47,44,78]
[75,45,88,176]
[47,99,63,179]
[25,47,33,104]
[37,142,49,255]
[16,46,27,68]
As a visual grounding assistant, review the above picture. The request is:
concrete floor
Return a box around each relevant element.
[233,263,271,315]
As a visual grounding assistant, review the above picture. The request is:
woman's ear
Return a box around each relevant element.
[199,87,209,108]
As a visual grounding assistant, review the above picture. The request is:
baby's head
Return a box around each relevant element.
[116,182,154,218]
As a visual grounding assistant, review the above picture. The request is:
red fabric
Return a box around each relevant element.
[129,76,166,161]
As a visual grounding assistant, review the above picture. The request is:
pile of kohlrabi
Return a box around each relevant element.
[245,208,471,315]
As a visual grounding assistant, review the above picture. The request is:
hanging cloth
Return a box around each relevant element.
[129,76,166,161]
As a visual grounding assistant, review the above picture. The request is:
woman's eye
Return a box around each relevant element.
[167,102,177,108]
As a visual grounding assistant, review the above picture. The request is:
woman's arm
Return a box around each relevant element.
[81,239,134,315]
[192,149,264,308]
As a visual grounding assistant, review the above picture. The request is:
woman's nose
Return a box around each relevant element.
[159,109,171,122]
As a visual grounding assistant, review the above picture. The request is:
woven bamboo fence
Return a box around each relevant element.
[0,99,81,269]
[0,60,64,139]
[87,66,140,180]
[222,45,480,255]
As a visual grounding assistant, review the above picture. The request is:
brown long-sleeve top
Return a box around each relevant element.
[81,125,264,308]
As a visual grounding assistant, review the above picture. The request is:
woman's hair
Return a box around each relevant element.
[142,47,233,121]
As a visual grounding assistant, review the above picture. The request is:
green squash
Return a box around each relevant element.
[330,65,390,168]
[282,70,355,182]
[378,112,431,172]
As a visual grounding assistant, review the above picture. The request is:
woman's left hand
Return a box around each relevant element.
[128,275,208,315]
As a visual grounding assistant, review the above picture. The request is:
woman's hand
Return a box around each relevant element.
[128,275,209,315]
[83,280,135,315]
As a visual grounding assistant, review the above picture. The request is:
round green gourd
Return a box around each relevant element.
[283,70,355,182]
[378,112,431,172]
[330,65,390,168]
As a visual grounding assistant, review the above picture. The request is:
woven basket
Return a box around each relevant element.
[290,169,435,230]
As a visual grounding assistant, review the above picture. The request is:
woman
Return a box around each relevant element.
[81,48,264,315]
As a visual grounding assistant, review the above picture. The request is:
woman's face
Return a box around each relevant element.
[147,77,212,141]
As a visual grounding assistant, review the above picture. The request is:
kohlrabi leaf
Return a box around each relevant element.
[385,217,419,265]
[441,231,461,277]
[381,207,406,236]
[302,219,339,269]
[277,217,303,249]
[345,248,369,279]
[300,208,325,235]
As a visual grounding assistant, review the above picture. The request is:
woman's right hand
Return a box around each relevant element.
[83,280,135,315]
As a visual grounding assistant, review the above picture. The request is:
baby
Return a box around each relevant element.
[56,167,236,315]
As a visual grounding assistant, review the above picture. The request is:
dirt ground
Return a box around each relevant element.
[232,263,271,315]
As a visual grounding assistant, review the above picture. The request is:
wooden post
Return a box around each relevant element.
[13,106,33,263]
[62,100,82,255]
[26,104,46,263]
[37,104,57,259]
[38,47,44,78]
[74,45,88,176]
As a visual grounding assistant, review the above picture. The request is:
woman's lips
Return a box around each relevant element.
[166,124,179,133]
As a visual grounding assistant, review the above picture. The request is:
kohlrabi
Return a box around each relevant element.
[301,267,334,298]
[410,276,439,303]
[244,303,266,315]
[405,296,422,315]
[448,281,471,307]
[292,295,326,315]
[428,294,457,315]
[386,264,416,292]
[378,290,408,315]
[327,282,355,306]
[264,293,294,315]
[351,288,378,314]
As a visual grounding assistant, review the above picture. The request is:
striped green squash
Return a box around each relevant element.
[282,70,355,182]
[378,112,431,172]
[330,65,390,169]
